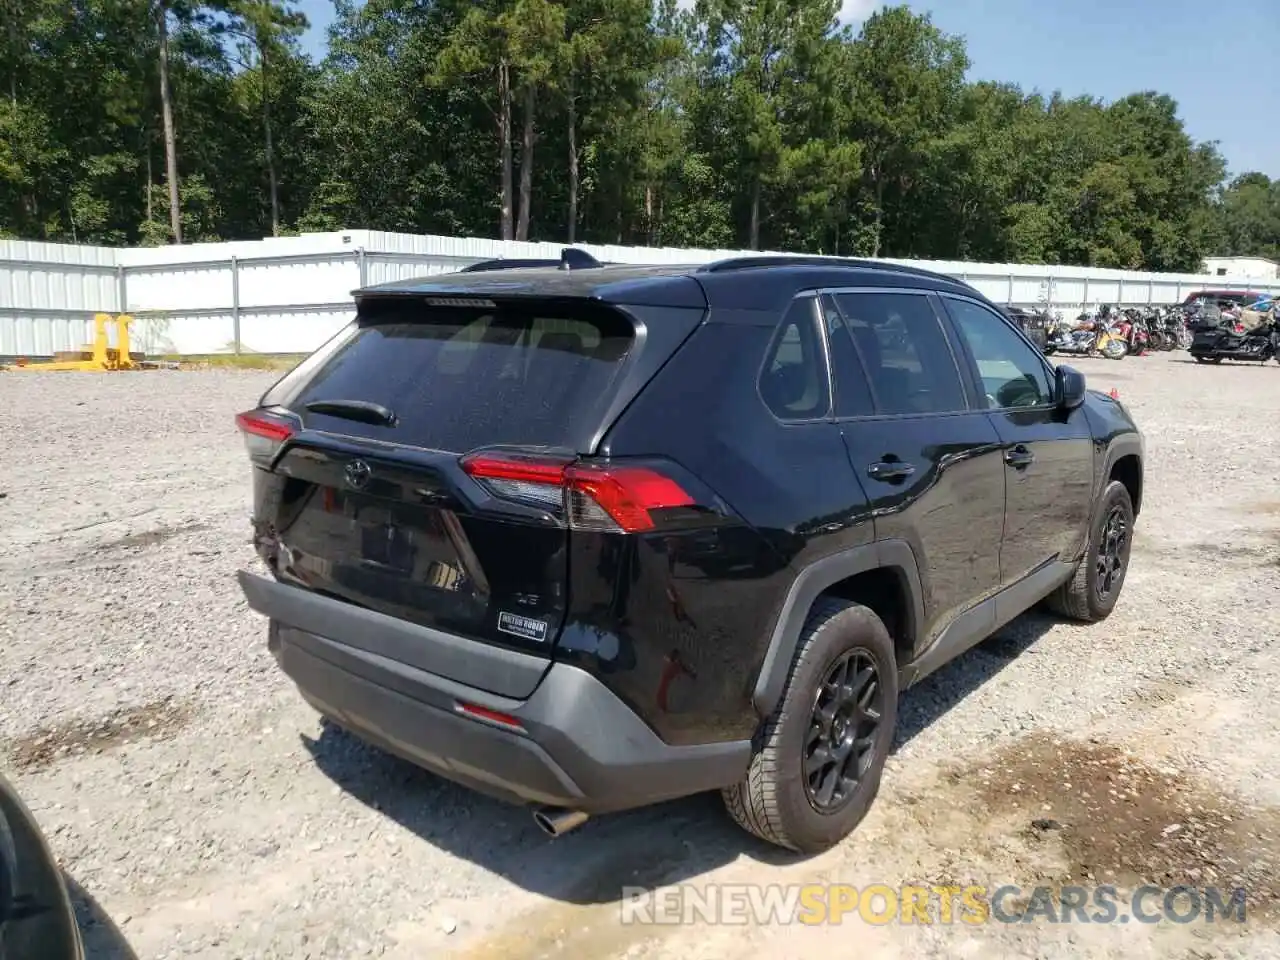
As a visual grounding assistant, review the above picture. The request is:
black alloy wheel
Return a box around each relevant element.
[804,649,884,813]
[1095,505,1129,602]
[724,599,898,853]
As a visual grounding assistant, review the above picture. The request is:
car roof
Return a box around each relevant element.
[356,253,986,316]
[1184,289,1260,301]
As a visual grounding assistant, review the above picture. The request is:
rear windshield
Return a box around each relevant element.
[264,298,634,452]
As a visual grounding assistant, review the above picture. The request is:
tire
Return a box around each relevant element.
[723,598,898,854]
[1046,480,1134,623]
[1103,339,1127,360]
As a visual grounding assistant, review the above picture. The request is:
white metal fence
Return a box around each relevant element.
[4,229,1280,358]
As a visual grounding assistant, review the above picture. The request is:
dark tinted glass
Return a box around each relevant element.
[945,297,1052,409]
[277,300,634,451]
[821,294,876,418]
[759,298,830,420]
[831,292,966,415]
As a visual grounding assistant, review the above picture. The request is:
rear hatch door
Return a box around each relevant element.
[253,290,703,689]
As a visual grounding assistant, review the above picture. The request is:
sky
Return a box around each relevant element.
[295,0,1278,180]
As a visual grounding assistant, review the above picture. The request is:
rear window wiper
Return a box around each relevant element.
[303,399,397,427]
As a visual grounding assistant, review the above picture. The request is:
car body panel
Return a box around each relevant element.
[982,403,1096,577]
[236,253,1145,819]
[0,771,84,960]
[1081,391,1145,515]
[589,317,869,743]
[839,411,1006,645]
[937,294,1096,580]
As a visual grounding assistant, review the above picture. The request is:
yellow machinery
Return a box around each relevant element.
[6,314,137,371]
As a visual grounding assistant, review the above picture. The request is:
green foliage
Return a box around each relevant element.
[0,0,1272,272]
[1212,173,1280,262]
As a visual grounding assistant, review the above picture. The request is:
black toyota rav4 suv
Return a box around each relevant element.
[236,250,1143,853]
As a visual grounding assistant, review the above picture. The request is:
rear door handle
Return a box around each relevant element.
[1004,444,1035,468]
[867,461,916,483]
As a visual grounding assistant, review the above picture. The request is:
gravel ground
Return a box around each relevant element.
[1,353,1279,959]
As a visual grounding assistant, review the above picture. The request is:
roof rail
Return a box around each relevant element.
[459,247,608,273]
[696,255,975,288]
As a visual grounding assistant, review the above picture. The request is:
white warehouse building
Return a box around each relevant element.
[1202,255,1279,279]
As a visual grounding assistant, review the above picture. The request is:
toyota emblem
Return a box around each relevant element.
[344,459,372,490]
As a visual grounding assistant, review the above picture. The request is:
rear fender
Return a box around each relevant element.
[752,540,923,717]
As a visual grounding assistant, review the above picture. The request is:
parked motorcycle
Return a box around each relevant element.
[1151,307,1182,350]
[1187,302,1223,332]
[1043,313,1127,359]
[1188,312,1280,364]
[1114,311,1149,356]
[1135,307,1176,351]
[1000,305,1049,352]
[1168,306,1195,349]
[1144,313,1168,351]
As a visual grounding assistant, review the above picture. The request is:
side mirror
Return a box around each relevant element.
[1056,365,1086,410]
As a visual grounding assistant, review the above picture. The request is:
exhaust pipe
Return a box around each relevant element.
[533,806,589,837]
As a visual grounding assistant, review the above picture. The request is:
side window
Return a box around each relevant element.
[821,295,875,418]
[945,298,1053,410]
[759,298,830,420]
[830,292,967,416]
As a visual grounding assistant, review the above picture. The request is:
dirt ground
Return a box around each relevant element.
[1,350,1279,959]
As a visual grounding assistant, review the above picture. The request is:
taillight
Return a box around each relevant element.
[458,453,572,513]
[235,409,297,467]
[460,451,705,533]
[563,463,694,531]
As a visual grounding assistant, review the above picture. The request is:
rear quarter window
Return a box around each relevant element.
[758,298,830,421]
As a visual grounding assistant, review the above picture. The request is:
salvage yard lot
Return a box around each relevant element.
[2,352,1280,959]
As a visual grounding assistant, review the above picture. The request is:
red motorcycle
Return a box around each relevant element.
[1114,314,1149,356]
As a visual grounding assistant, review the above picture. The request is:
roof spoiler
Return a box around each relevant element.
[459,247,608,273]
